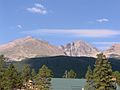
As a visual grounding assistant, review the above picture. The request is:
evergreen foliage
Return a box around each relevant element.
[0,55,6,89]
[12,56,120,78]
[85,65,93,90]
[35,65,53,90]
[63,69,77,78]
[67,69,77,78]
[31,68,36,80]
[22,64,31,83]
[2,64,22,89]
[113,71,120,86]
[1,54,120,90]
[93,53,116,90]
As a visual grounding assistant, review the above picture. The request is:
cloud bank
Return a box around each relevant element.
[22,29,120,38]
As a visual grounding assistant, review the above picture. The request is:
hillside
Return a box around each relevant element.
[12,56,120,78]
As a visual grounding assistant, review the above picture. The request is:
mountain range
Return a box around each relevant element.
[0,36,120,61]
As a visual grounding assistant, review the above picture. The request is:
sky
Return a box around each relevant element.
[0,0,120,50]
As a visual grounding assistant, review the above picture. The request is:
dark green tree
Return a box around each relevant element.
[93,53,116,90]
[113,71,120,86]
[31,68,36,80]
[22,64,31,83]
[0,55,6,89]
[63,69,77,79]
[36,65,53,90]
[67,69,77,78]
[85,65,93,90]
[2,64,22,90]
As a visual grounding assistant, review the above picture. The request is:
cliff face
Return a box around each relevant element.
[61,41,99,57]
[0,36,65,61]
[104,44,120,58]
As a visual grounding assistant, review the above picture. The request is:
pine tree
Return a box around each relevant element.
[63,69,77,79]
[21,64,31,89]
[67,69,77,78]
[22,64,31,83]
[113,71,120,86]
[93,53,116,90]
[2,64,22,90]
[31,68,36,80]
[85,65,93,90]
[0,55,6,89]
[36,65,53,90]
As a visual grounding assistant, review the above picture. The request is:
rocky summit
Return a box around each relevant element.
[61,40,99,57]
[104,44,120,58]
[0,36,65,61]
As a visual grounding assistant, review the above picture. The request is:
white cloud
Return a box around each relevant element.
[17,25,22,29]
[96,18,109,23]
[34,3,44,8]
[27,3,47,14]
[21,29,120,38]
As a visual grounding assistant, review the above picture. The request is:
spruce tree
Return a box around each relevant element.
[67,69,77,78]
[31,68,36,80]
[36,65,53,90]
[0,55,6,89]
[2,64,22,90]
[85,65,93,90]
[93,53,116,90]
[63,69,77,79]
[21,64,31,89]
[113,71,120,86]
[22,64,31,83]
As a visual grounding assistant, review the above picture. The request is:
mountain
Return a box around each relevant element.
[0,37,100,61]
[61,41,99,57]
[0,36,65,61]
[1,36,120,61]
[104,44,120,58]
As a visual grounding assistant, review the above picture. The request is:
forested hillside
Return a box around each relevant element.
[12,56,120,78]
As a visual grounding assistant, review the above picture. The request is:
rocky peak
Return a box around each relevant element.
[0,36,65,61]
[0,36,35,50]
[61,40,99,57]
[12,36,37,43]
[104,44,120,58]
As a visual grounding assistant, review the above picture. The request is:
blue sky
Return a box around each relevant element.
[0,0,120,50]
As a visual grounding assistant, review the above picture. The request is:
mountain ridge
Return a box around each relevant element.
[0,36,120,61]
[0,36,65,61]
